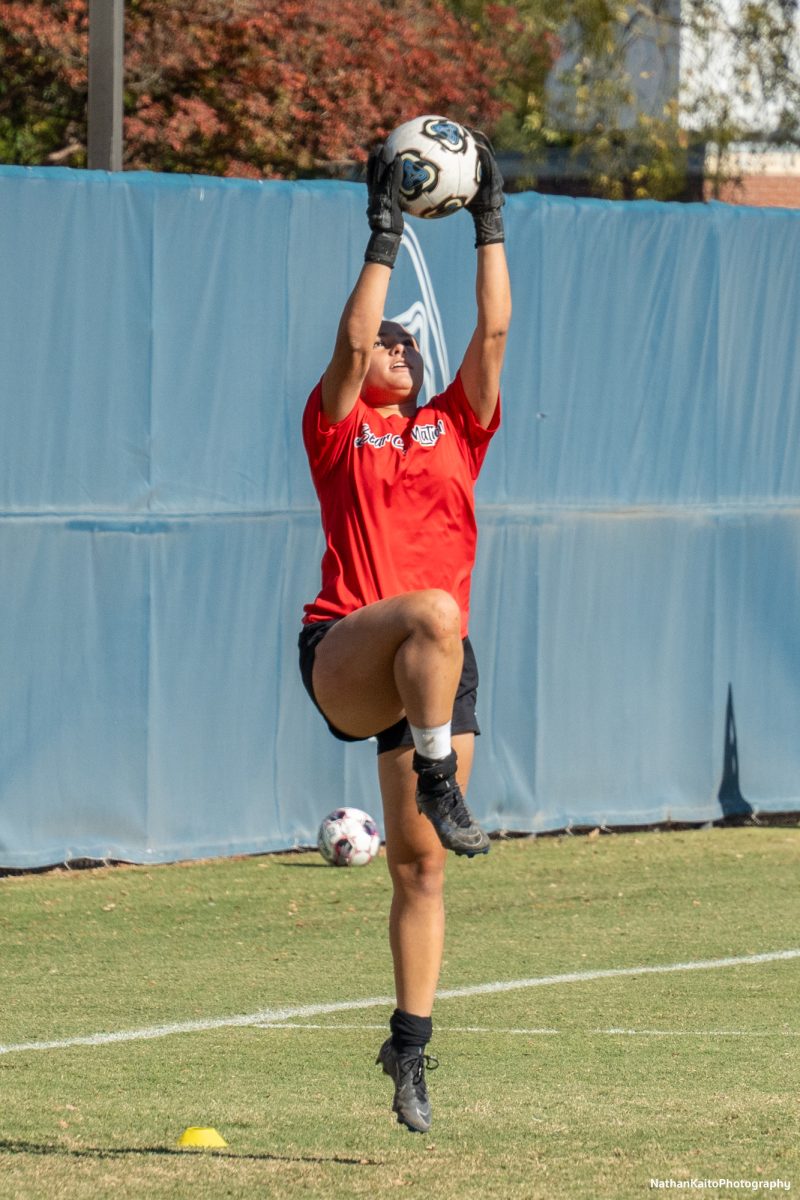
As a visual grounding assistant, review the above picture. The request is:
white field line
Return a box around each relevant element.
[592,1028,800,1037]
[1,948,798,1057]
[253,1022,800,1038]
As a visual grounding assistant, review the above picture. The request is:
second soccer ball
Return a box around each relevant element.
[317,807,381,867]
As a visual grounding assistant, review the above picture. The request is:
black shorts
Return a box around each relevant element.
[298,618,480,755]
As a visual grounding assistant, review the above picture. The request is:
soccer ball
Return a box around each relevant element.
[317,807,381,867]
[384,115,481,219]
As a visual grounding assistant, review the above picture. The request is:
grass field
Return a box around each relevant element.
[1,825,798,1199]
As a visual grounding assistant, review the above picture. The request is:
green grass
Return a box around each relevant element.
[1,826,799,1198]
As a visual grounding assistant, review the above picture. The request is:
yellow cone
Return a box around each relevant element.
[177,1126,228,1149]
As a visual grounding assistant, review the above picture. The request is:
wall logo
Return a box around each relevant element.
[389,224,451,405]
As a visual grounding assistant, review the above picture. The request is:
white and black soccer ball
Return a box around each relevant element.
[317,807,381,867]
[384,115,481,219]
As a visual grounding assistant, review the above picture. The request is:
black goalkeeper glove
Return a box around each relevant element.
[467,131,505,248]
[365,145,404,268]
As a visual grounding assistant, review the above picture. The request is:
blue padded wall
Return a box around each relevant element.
[1,165,798,865]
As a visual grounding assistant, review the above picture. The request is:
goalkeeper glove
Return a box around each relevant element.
[365,146,404,268]
[467,131,505,248]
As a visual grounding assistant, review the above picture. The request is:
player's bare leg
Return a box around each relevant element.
[313,593,488,856]
[311,588,463,737]
[375,734,474,1132]
[380,733,474,1011]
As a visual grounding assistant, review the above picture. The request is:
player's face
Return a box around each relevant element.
[362,322,424,408]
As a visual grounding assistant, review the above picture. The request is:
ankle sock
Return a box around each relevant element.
[390,1008,433,1055]
[409,721,451,761]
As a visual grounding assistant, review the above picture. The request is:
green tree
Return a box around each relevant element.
[448,0,800,200]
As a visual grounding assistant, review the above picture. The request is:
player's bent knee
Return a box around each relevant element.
[408,589,461,643]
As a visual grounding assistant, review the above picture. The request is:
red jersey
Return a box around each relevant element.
[302,371,500,637]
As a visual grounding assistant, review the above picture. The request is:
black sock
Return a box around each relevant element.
[390,1008,433,1055]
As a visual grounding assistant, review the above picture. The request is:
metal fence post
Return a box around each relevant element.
[87,0,124,171]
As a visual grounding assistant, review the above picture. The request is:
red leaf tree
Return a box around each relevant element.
[0,0,529,176]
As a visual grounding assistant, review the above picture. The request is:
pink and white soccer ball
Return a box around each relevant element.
[384,115,481,219]
[317,807,381,867]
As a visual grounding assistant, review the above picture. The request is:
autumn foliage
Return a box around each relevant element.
[0,0,536,177]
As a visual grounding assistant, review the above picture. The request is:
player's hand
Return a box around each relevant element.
[466,130,505,247]
[367,145,404,235]
[365,144,404,268]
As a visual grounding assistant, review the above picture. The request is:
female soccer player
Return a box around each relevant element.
[298,133,510,1132]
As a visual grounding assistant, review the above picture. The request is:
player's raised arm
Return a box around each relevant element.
[321,150,405,424]
[459,135,511,429]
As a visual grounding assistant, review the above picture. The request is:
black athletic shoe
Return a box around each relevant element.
[376,1037,438,1133]
[414,751,490,857]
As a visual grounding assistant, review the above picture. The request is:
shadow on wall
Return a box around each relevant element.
[718,684,754,822]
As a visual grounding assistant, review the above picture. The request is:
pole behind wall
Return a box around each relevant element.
[87,0,124,171]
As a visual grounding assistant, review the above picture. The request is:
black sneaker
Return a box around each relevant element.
[376,1037,438,1133]
[414,751,490,857]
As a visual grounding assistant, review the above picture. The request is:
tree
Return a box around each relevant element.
[680,0,800,196]
[0,0,87,164]
[3,0,797,197]
[447,0,800,200]
[0,0,510,176]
